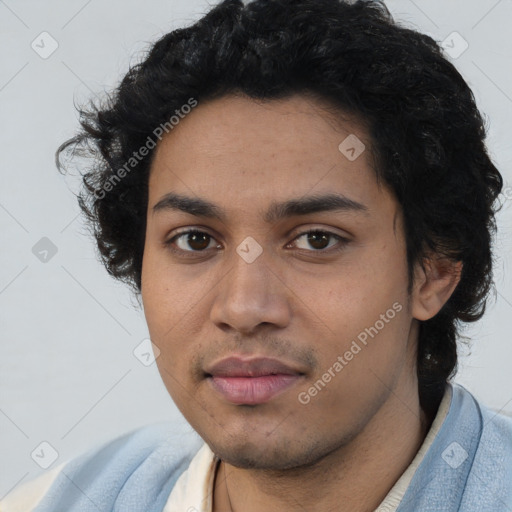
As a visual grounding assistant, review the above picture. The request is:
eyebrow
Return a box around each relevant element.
[152,192,369,223]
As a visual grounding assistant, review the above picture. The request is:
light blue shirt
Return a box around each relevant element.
[25,383,512,511]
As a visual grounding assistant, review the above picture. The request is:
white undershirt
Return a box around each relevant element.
[164,386,452,512]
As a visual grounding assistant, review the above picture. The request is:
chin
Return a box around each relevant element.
[207,434,344,471]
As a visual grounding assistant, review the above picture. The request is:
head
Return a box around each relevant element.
[57,0,502,469]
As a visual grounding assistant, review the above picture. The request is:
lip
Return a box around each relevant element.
[205,356,305,405]
[205,355,304,377]
[208,375,302,405]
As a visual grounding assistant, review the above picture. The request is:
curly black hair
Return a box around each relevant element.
[56,0,503,415]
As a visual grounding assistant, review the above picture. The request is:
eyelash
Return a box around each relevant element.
[163,228,350,258]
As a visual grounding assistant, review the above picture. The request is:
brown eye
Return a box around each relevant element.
[291,230,345,252]
[166,230,217,253]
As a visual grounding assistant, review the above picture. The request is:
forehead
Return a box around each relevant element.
[148,93,391,219]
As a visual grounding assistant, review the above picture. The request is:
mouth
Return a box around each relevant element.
[206,374,304,405]
[204,355,306,405]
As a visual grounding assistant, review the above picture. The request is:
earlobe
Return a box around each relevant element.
[411,257,463,321]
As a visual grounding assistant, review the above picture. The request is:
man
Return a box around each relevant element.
[2,0,511,510]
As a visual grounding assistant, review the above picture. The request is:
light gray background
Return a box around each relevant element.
[1,0,511,500]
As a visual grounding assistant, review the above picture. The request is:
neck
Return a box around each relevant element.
[213,383,431,512]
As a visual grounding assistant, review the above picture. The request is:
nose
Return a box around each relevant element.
[209,248,291,335]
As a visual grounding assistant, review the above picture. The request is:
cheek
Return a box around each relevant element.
[141,247,207,332]
[310,257,405,329]
[141,249,216,383]
[300,249,410,376]
[141,252,187,374]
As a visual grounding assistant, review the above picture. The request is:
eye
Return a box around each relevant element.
[164,228,349,258]
[288,229,349,253]
[165,229,220,255]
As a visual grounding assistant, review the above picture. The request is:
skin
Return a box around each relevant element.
[141,93,462,512]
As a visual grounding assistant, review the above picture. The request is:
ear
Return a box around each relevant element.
[411,256,463,321]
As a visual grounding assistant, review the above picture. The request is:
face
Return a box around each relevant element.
[141,93,418,471]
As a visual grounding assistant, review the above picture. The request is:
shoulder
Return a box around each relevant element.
[0,463,66,512]
[397,383,512,511]
[451,384,512,509]
[0,422,204,512]
[451,382,512,447]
